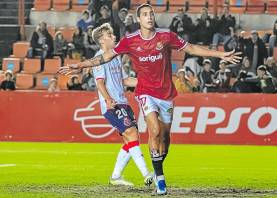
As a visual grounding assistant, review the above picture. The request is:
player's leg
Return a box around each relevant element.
[153,98,174,195]
[123,123,153,185]
[110,136,133,186]
[136,95,163,180]
[104,108,134,186]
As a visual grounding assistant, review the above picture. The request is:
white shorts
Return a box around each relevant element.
[135,94,174,124]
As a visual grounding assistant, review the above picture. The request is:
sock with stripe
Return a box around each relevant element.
[111,144,131,179]
[128,140,149,177]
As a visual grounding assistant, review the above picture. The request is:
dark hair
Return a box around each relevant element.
[136,4,153,17]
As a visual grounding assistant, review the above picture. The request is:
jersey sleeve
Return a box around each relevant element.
[169,31,188,51]
[113,36,129,55]
[92,64,105,81]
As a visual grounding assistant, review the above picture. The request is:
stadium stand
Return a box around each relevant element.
[43,58,62,74]
[2,58,21,73]
[35,73,55,89]
[71,0,90,12]
[52,0,70,11]
[267,0,277,14]
[11,42,30,59]
[22,58,41,74]
[246,0,266,14]
[15,73,34,89]
[33,0,51,11]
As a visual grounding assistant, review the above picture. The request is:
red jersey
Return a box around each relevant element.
[113,28,188,100]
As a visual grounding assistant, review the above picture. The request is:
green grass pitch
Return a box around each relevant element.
[0,142,277,197]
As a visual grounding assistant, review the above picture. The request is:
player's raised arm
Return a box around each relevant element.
[59,49,116,75]
[183,43,242,64]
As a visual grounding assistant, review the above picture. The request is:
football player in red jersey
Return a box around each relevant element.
[60,3,241,195]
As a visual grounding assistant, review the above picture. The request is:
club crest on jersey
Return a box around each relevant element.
[136,46,142,51]
[124,117,131,126]
[156,42,164,50]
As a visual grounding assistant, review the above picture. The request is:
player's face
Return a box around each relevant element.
[101,31,116,49]
[138,7,155,30]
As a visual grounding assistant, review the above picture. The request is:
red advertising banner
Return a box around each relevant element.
[0,91,276,145]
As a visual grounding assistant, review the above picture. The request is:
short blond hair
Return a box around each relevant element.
[92,23,113,45]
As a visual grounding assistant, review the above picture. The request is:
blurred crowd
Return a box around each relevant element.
[2,0,276,93]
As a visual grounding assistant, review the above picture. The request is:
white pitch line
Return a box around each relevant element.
[0,164,16,168]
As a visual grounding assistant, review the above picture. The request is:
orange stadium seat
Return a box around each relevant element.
[59,27,76,42]
[169,0,187,12]
[267,1,277,14]
[71,0,89,12]
[52,0,70,11]
[22,58,41,74]
[2,58,20,73]
[43,58,62,74]
[246,0,265,14]
[228,0,246,14]
[57,75,70,90]
[35,74,55,89]
[12,42,30,58]
[33,0,51,11]
[149,0,168,12]
[16,73,34,89]
[187,0,208,13]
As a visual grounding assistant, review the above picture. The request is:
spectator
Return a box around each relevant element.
[214,60,232,92]
[28,21,54,61]
[231,70,255,93]
[112,0,128,38]
[183,54,202,76]
[174,68,194,93]
[125,14,139,34]
[81,68,96,91]
[53,31,68,64]
[67,75,83,90]
[265,57,277,79]
[88,0,112,22]
[199,59,217,93]
[84,25,99,59]
[194,8,214,45]
[169,8,193,42]
[268,20,277,56]
[212,3,236,48]
[224,28,243,53]
[185,67,201,92]
[96,4,112,27]
[48,78,60,92]
[68,27,85,59]
[77,10,94,32]
[256,65,276,93]
[239,30,268,70]
[0,70,16,91]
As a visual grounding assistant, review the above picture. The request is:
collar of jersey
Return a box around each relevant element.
[139,29,157,41]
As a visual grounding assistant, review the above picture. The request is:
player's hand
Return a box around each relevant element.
[221,50,242,65]
[105,98,116,109]
[58,64,81,75]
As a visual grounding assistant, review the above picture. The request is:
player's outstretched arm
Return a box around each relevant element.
[123,77,138,87]
[183,44,242,64]
[59,49,116,75]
